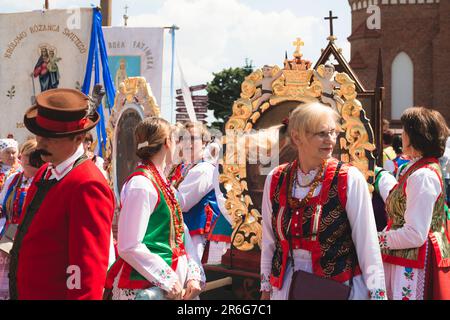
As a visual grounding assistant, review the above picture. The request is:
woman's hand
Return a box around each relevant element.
[165,281,183,300]
[260,291,270,300]
[182,280,202,300]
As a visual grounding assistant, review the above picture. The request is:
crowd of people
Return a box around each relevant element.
[0,87,449,300]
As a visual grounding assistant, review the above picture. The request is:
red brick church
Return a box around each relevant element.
[347,0,450,126]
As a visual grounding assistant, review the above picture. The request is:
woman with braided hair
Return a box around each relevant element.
[106,117,205,300]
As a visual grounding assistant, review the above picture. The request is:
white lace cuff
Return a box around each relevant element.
[187,258,206,289]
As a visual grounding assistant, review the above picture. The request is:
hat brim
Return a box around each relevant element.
[24,105,100,138]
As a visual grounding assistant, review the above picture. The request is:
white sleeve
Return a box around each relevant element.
[345,167,387,300]
[376,170,397,202]
[175,162,215,212]
[260,169,276,293]
[117,175,179,292]
[184,224,206,288]
[380,168,440,250]
[383,159,396,175]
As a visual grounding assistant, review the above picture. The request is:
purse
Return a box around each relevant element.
[287,233,353,300]
[288,269,352,300]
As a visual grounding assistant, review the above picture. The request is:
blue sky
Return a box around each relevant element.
[0,0,353,122]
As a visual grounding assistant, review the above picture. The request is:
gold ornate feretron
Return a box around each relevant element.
[104,76,160,187]
[219,38,376,252]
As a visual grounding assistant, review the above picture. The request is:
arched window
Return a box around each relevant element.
[391,52,414,119]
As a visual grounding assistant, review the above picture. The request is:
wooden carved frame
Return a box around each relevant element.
[219,39,376,252]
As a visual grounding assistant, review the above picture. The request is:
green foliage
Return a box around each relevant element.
[207,60,253,130]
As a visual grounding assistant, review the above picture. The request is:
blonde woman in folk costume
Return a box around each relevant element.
[260,102,386,300]
[106,117,205,300]
[375,107,450,300]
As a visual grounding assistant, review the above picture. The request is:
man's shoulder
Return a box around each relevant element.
[65,159,108,184]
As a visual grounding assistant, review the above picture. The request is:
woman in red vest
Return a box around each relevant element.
[375,107,450,300]
[106,117,205,300]
[260,102,386,300]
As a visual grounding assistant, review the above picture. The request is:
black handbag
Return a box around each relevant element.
[287,234,353,300]
[288,269,352,300]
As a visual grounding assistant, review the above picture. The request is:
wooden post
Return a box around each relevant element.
[100,0,112,26]
[44,0,49,9]
[375,49,385,167]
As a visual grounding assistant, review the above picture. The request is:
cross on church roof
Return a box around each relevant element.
[123,5,129,26]
[324,10,338,41]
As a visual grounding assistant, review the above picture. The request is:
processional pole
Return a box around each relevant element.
[100,0,112,26]
[164,25,180,124]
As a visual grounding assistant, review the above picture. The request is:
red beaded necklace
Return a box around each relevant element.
[288,159,326,210]
[143,161,184,248]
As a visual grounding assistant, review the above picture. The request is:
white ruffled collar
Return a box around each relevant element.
[296,167,320,187]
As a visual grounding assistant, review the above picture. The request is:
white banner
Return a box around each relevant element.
[177,54,197,122]
[0,8,93,143]
[102,27,164,107]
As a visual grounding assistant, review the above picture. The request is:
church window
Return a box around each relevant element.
[392,52,414,119]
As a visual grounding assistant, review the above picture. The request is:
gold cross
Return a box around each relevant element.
[293,38,304,52]
[293,38,304,58]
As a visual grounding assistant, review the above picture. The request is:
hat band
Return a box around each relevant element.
[36,114,88,133]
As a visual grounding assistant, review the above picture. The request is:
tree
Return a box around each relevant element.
[207,60,253,130]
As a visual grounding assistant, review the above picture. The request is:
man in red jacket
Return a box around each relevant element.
[9,88,115,300]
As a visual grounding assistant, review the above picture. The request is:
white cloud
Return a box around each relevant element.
[127,0,333,120]
[0,0,352,122]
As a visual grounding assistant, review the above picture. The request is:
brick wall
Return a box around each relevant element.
[347,1,449,124]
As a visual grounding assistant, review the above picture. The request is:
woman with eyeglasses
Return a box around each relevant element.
[260,102,386,300]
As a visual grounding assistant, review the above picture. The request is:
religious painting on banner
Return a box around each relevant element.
[0,9,93,142]
[102,27,164,106]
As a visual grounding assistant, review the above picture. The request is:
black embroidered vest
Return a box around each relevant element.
[269,159,360,289]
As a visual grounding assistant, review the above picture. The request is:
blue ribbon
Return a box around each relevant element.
[81,7,116,157]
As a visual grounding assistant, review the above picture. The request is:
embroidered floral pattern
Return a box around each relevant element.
[370,288,387,300]
[403,267,414,281]
[260,273,272,292]
[151,266,178,292]
[187,259,206,286]
[401,285,412,300]
[378,232,389,249]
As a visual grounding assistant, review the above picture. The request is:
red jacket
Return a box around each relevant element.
[16,160,115,300]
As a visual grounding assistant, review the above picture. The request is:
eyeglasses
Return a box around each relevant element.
[310,129,338,139]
